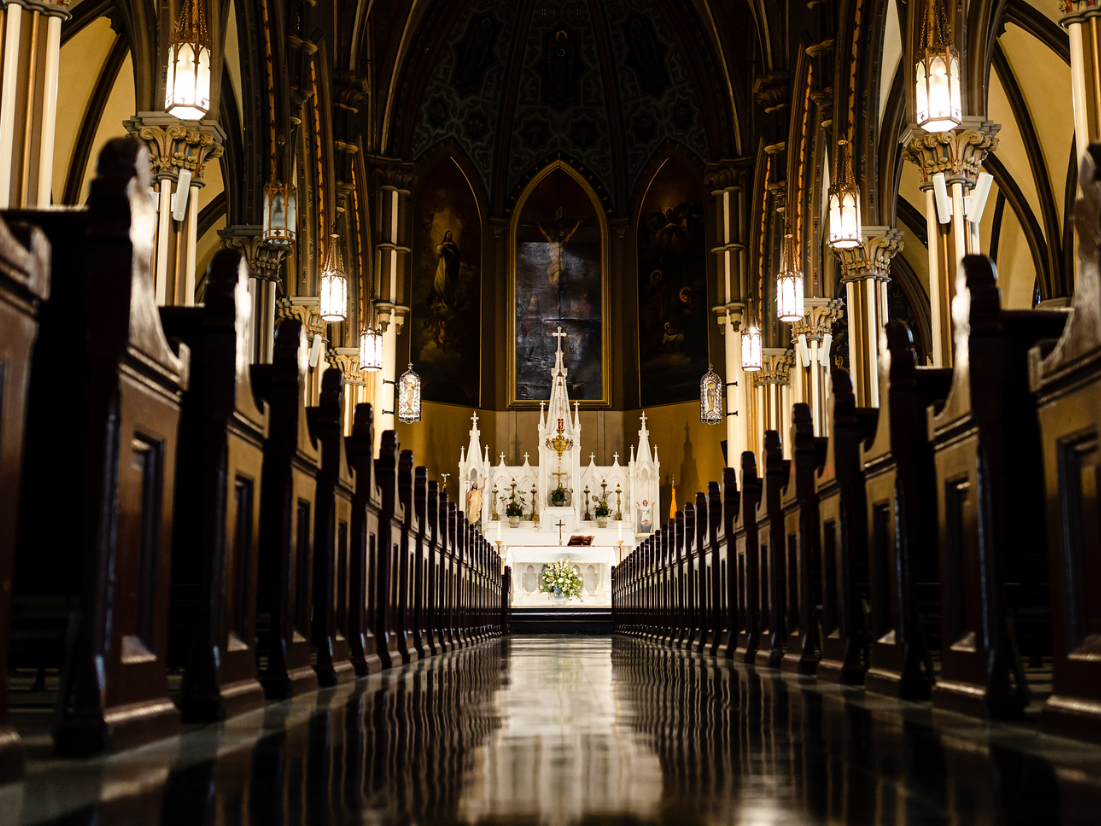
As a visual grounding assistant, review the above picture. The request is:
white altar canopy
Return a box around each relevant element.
[506,546,616,608]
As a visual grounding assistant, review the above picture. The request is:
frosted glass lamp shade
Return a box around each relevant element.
[776,231,805,323]
[916,50,961,132]
[319,234,347,322]
[359,327,383,372]
[700,364,723,425]
[398,363,422,424]
[741,324,763,372]
[828,140,862,250]
[263,180,297,246]
[165,42,211,119]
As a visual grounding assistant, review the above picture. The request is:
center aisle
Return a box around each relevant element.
[12,636,1101,824]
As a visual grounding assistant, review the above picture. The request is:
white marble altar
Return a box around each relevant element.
[506,546,617,607]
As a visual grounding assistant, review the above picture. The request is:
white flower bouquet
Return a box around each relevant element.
[540,560,583,600]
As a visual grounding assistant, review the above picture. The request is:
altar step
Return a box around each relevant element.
[510,607,612,635]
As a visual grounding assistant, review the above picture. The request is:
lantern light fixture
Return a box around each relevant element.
[319,233,348,323]
[263,137,297,247]
[741,307,763,372]
[915,0,962,133]
[828,140,862,250]
[164,0,212,120]
[776,220,805,323]
[700,363,723,425]
[397,363,422,424]
[358,325,383,372]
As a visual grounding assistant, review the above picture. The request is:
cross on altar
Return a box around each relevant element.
[640,411,647,427]
[471,412,479,428]
[523,452,529,463]
[552,327,567,346]
[613,452,619,463]
[556,519,565,546]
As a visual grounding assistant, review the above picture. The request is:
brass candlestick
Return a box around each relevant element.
[583,485,591,520]
[531,483,538,524]
[491,484,499,521]
[615,483,622,521]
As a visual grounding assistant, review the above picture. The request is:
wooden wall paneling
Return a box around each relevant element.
[733,452,762,663]
[307,368,357,687]
[159,250,268,722]
[781,404,828,676]
[12,138,188,755]
[861,321,951,700]
[344,403,383,676]
[0,215,48,781]
[250,318,320,700]
[816,369,878,685]
[755,432,789,669]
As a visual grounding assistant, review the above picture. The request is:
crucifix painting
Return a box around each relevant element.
[513,167,604,401]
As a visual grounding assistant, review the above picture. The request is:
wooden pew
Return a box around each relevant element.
[755,432,789,668]
[411,467,430,657]
[12,138,189,755]
[250,318,320,700]
[307,368,357,686]
[443,502,459,650]
[374,432,410,667]
[678,504,697,649]
[781,404,827,675]
[0,215,49,781]
[668,514,685,646]
[732,452,762,663]
[158,250,268,722]
[861,320,950,700]
[928,255,1067,719]
[701,484,723,655]
[716,469,741,658]
[816,369,877,684]
[1030,147,1101,742]
[344,403,383,676]
[395,452,421,663]
[454,510,470,648]
[423,481,443,656]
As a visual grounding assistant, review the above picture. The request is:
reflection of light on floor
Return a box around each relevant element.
[458,637,663,825]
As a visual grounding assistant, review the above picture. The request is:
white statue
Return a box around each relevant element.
[637,500,652,533]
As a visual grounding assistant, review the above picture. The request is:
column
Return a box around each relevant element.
[372,162,416,436]
[1062,1,1101,168]
[902,120,999,365]
[126,114,225,306]
[705,162,749,469]
[276,296,323,405]
[791,298,844,436]
[833,228,904,408]
[331,347,362,435]
[0,0,68,207]
[218,226,287,364]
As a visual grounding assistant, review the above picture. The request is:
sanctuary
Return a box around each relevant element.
[457,329,658,607]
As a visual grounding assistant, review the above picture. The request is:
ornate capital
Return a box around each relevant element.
[1062,1,1101,25]
[218,225,286,283]
[334,72,369,113]
[703,162,747,192]
[834,227,904,283]
[331,346,363,384]
[371,160,418,192]
[901,119,1001,185]
[124,113,225,182]
[374,301,410,332]
[790,297,844,340]
[276,296,326,338]
[756,348,794,386]
[753,72,789,113]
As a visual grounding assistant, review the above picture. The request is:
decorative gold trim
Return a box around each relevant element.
[506,160,611,409]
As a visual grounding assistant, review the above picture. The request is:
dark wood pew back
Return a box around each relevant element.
[755,431,789,668]
[733,451,762,662]
[344,403,382,676]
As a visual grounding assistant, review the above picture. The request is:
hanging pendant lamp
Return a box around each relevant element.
[828,140,862,250]
[319,234,348,323]
[776,220,805,323]
[164,0,212,120]
[916,0,962,133]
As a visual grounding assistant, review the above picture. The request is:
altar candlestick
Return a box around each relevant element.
[617,522,622,542]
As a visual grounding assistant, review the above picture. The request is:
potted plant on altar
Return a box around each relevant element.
[550,483,567,507]
[593,490,611,528]
[505,491,526,528]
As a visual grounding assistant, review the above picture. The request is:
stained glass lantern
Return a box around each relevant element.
[319,234,347,322]
[164,0,211,119]
[700,364,723,425]
[741,321,763,372]
[263,179,296,246]
[916,0,962,133]
[776,223,805,322]
[358,326,383,372]
[828,140,862,250]
[398,363,422,424]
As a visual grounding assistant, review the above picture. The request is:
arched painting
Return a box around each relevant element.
[637,160,708,406]
[510,166,606,403]
[410,158,481,406]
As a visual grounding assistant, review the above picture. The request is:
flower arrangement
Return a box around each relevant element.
[592,490,611,519]
[540,560,583,600]
[550,483,567,505]
[505,491,526,518]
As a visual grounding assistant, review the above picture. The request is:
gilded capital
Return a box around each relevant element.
[834,227,904,283]
[218,225,287,283]
[124,113,225,182]
[703,162,747,193]
[371,161,418,192]
[276,296,325,338]
[1062,1,1101,25]
[790,297,844,340]
[901,118,1000,185]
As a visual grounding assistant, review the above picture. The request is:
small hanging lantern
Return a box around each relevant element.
[700,364,723,425]
[776,220,805,323]
[164,0,212,120]
[741,313,763,373]
[828,140,862,250]
[398,363,422,424]
[263,138,297,246]
[319,234,348,322]
[358,326,383,372]
[916,0,962,133]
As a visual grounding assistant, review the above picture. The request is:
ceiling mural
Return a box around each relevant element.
[401,0,713,211]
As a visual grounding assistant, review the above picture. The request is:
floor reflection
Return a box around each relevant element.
[5,636,1101,825]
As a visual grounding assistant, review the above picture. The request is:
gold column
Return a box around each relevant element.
[276,296,325,406]
[790,298,844,436]
[0,0,68,207]
[331,348,363,436]
[126,115,225,306]
[219,225,287,364]
[902,120,999,366]
[833,228,904,408]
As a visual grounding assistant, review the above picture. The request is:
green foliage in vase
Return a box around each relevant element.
[540,561,583,600]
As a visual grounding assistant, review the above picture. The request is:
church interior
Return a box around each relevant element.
[3,0,1101,822]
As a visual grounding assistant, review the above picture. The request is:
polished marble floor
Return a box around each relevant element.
[4,635,1101,825]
